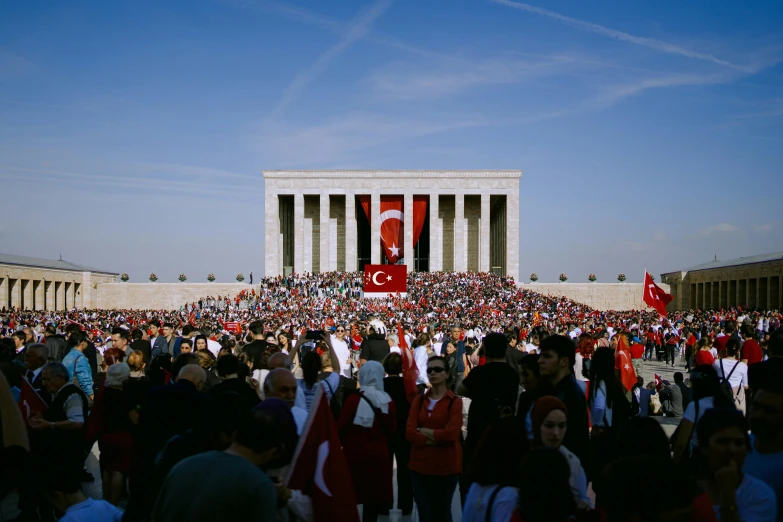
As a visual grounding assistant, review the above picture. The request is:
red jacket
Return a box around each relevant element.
[406,390,463,476]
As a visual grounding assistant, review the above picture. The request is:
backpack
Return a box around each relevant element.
[718,360,740,401]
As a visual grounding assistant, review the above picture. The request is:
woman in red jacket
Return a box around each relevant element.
[338,360,397,522]
[407,355,463,522]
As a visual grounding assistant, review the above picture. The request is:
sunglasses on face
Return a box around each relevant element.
[336,329,345,332]
[427,367,447,374]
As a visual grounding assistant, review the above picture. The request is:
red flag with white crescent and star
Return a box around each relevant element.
[286,387,359,522]
[643,271,673,317]
[363,264,407,296]
[358,195,428,264]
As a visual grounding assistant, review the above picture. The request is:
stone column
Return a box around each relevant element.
[779,277,783,309]
[371,193,381,265]
[45,281,54,311]
[55,282,65,310]
[22,280,33,310]
[64,282,73,310]
[480,193,490,273]
[294,194,305,274]
[345,194,357,272]
[454,194,466,272]
[81,272,92,309]
[506,190,520,282]
[429,193,440,272]
[265,190,279,277]
[320,193,330,273]
[767,277,772,309]
[756,278,761,309]
[717,281,722,309]
[745,279,750,307]
[34,280,44,310]
[702,282,707,309]
[0,277,6,310]
[10,279,21,309]
[404,193,414,272]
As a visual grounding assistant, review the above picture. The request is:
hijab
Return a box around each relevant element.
[355,361,392,428]
[531,396,568,447]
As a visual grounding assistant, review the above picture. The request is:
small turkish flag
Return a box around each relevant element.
[287,387,359,522]
[643,271,673,317]
[363,264,407,296]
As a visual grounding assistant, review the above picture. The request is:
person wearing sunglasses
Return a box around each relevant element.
[407,356,463,522]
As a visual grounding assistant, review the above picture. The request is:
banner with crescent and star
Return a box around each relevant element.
[363,264,407,297]
[358,195,428,264]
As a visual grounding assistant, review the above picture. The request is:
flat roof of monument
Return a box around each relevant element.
[0,253,118,275]
[663,251,783,274]
[263,170,522,178]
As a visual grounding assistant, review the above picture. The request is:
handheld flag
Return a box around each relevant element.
[18,377,48,424]
[287,387,360,522]
[615,335,638,392]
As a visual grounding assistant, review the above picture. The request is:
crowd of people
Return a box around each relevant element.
[1,269,782,522]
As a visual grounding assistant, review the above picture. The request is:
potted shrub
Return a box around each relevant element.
[559,273,568,282]
[529,272,538,283]
[178,273,187,282]
[120,273,129,282]
[149,273,158,283]
[236,273,245,282]
[588,273,597,282]
[617,273,627,283]
[207,273,216,282]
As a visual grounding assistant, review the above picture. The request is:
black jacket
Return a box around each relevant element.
[45,335,67,362]
[360,334,389,363]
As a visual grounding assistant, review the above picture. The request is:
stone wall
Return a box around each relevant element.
[96,283,257,310]
[521,282,671,311]
[0,264,116,310]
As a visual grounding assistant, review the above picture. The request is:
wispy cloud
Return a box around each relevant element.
[368,54,584,100]
[754,224,774,234]
[272,0,395,115]
[488,0,750,71]
[701,223,740,235]
[256,111,483,166]
[226,0,440,58]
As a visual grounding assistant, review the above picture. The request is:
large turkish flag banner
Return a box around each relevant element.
[358,195,429,264]
[364,264,407,295]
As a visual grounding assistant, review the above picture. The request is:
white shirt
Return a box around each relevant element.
[291,406,308,435]
[714,359,748,389]
[414,346,429,385]
[206,339,222,358]
[525,343,538,354]
[330,335,352,378]
[559,445,592,508]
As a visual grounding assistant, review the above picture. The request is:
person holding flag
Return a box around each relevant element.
[588,347,633,478]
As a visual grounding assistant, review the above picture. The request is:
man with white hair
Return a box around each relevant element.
[360,319,390,366]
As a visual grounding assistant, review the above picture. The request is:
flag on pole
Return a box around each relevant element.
[654,373,664,392]
[643,271,673,317]
[287,387,360,522]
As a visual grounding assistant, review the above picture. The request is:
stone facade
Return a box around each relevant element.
[97,283,256,310]
[0,254,117,310]
[263,170,522,282]
[523,283,671,312]
[661,252,783,311]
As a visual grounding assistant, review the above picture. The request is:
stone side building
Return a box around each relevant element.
[0,253,118,310]
[661,251,783,311]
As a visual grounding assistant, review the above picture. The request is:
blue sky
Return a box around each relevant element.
[1,0,781,283]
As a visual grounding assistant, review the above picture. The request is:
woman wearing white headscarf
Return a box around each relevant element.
[337,361,397,522]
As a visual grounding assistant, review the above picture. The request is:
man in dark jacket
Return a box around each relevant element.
[539,335,589,466]
[659,380,683,418]
[359,319,389,365]
[673,372,691,409]
[44,325,66,362]
[441,324,466,391]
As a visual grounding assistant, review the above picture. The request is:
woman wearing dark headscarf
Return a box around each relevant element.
[338,361,396,522]
[530,397,591,510]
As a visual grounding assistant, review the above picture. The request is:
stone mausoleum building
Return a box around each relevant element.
[661,251,783,311]
[263,170,522,282]
[0,253,118,310]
